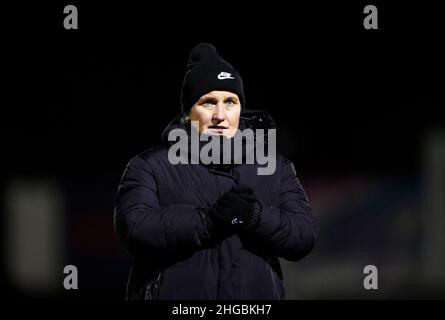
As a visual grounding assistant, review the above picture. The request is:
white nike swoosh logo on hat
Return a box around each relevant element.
[217,72,235,80]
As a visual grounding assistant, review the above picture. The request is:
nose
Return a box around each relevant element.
[212,103,225,122]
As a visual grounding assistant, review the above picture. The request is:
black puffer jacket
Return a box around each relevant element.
[114,110,317,300]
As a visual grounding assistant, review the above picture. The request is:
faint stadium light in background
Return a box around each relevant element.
[4,179,66,295]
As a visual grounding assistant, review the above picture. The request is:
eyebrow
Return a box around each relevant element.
[199,96,239,102]
[199,97,218,103]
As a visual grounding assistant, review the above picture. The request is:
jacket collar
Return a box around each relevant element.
[160,110,276,169]
[160,109,276,145]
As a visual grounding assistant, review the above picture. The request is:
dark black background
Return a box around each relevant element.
[2,1,444,301]
[5,1,444,176]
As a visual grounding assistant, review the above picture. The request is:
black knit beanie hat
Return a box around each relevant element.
[180,43,245,117]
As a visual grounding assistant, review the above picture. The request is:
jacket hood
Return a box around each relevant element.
[160,110,276,145]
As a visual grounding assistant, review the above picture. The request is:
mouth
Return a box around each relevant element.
[208,125,228,133]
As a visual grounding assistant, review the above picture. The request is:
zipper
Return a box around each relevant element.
[208,167,239,185]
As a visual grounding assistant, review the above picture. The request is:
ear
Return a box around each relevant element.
[181,114,191,124]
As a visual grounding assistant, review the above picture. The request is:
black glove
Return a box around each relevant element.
[208,185,260,233]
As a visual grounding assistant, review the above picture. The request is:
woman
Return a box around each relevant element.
[114,43,317,300]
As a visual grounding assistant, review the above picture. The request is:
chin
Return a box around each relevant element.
[205,128,237,138]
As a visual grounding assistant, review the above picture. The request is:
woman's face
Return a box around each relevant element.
[189,90,241,138]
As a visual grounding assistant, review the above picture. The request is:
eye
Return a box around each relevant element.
[202,99,216,107]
